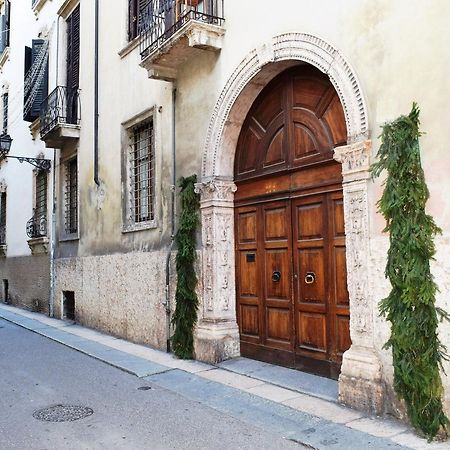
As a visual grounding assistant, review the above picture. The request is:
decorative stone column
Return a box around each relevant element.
[334,140,385,414]
[193,178,240,363]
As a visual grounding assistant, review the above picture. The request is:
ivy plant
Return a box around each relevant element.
[371,103,449,440]
[171,175,200,359]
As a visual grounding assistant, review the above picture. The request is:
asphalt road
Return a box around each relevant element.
[0,318,301,450]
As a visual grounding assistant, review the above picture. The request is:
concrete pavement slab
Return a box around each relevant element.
[346,417,409,438]
[219,356,339,401]
[198,368,266,389]
[283,394,364,424]
[245,383,303,403]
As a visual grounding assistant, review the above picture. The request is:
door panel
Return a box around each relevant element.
[298,312,327,353]
[292,194,328,364]
[236,206,261,344]
[262,201,292,351]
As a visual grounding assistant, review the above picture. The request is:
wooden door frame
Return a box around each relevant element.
[195,33,385,415]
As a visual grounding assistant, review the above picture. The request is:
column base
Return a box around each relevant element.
[194,321,240,364]
[338,345,385,415]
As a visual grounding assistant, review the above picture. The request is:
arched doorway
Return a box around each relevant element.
[196,33,384,413]
[234,65,350,378]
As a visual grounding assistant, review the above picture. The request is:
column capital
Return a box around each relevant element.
[195,178,237,207]
[334,140,372,182]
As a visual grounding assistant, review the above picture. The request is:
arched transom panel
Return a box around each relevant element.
[235,66,347,181]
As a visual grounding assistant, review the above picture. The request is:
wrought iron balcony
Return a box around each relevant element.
[40,86,80,148]
[26,213,47,239]
[140,0,225,80]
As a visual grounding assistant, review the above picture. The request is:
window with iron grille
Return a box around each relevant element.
[130,121,154,224]
[2,92,8,133]
[0,191,6,245]
[64,158,77,234]
[35,170,47,219]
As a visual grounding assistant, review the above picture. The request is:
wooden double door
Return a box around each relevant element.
[234,65,351,378]
[236,189,350,378]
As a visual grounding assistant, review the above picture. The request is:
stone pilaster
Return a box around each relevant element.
[193,178,240,363]
[334,140,385,414]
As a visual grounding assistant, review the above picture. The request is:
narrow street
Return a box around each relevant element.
[0,309,427,450]
[0,318,303,450]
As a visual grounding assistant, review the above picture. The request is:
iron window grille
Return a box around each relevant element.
[130,121,155,224]
[26,170,48,239]
[64,158,78,235]
[0,191,6,245]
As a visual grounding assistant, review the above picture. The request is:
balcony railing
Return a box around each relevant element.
[140,0,224,59]
[26,213,47,239]
[40,86,80,139]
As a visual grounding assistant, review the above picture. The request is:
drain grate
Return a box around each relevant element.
[138,386,152,391]
[33,405,93,422]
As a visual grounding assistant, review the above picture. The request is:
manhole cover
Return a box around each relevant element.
[33,405,93,422]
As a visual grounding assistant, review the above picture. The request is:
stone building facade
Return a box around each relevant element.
[1,0,450,421]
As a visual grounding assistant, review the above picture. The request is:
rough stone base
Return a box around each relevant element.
[338,345,385,415]
[54,252,168,350]
[194,321,240,364]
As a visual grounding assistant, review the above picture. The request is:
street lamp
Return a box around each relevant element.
[0,133,12,154]
[0,134,51,171]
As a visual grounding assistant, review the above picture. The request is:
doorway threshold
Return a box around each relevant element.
[218,357,338,403]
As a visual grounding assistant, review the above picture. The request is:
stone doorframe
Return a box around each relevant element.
[195,33,384,414]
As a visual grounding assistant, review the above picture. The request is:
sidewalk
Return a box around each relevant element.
[0,303,447,450]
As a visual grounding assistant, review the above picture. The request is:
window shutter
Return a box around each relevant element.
[67,5,80,90]
[128,0,137,41]
[0,15,6,54]
[0,192,6,227]
[4,1,10,48]
[23,46,32,121]
[28,39,48,121]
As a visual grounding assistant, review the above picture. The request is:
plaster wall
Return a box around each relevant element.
[0,0,57,258]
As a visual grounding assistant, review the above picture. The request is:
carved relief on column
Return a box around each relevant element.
[334,140,384,414]
[193,178,240,363]
[194,178,238,320]
[334,140,372,347]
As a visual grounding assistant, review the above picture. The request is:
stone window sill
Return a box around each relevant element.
[28,236,49,255]
[118,36,140,59]
[122,220,158,234]
[59,234,79,243]
[32,0,49,17]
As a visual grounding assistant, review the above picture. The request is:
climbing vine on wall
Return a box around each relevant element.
[371,103,449,440]
[171,175,200,359]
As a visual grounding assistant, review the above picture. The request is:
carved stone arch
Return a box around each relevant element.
[195,33,384,415]
[201,32,369,180]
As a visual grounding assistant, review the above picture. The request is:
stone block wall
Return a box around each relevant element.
[0,255,50,314]
[54,251,169,349]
